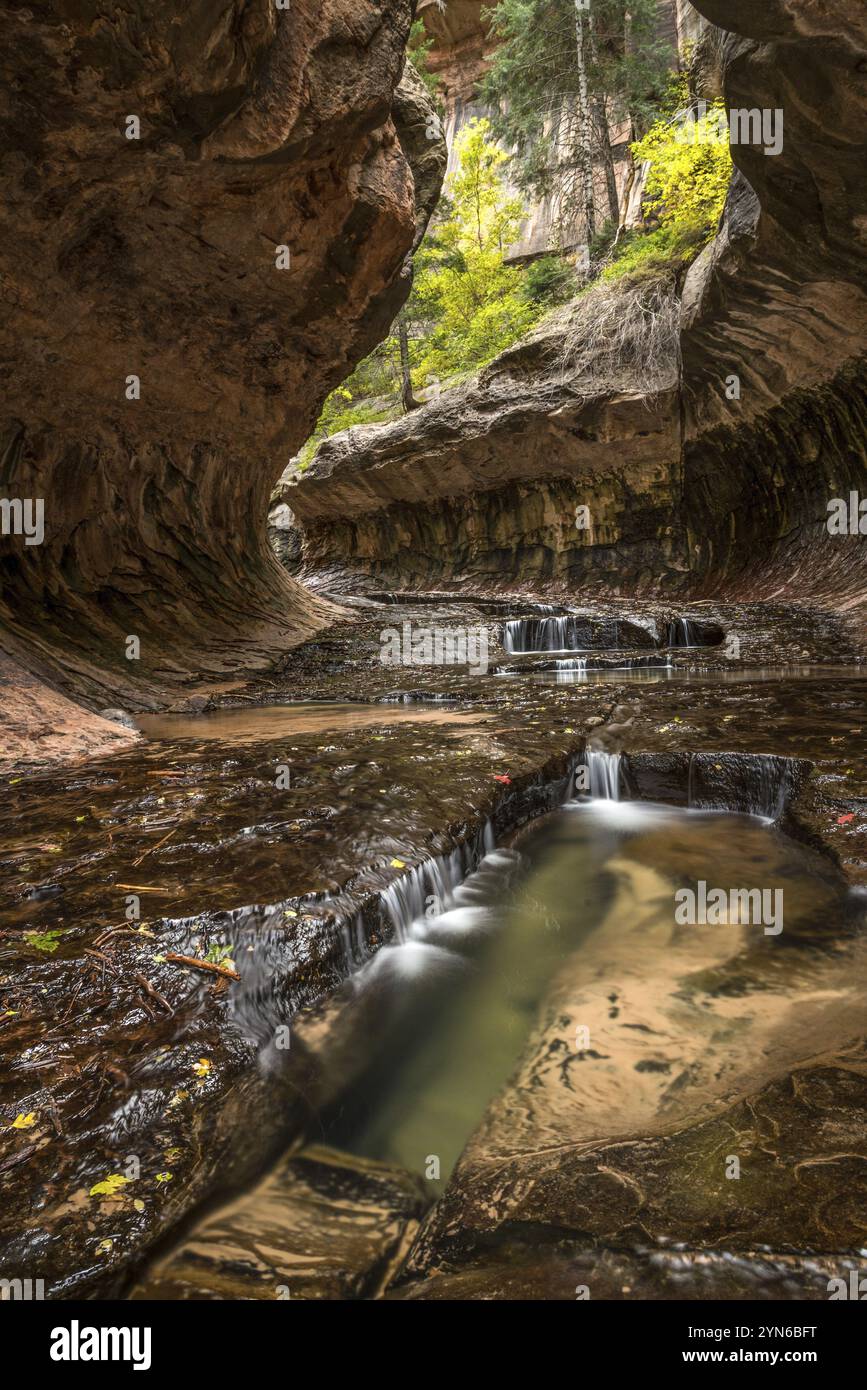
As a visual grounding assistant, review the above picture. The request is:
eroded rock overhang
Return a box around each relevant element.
[0,1,446,711]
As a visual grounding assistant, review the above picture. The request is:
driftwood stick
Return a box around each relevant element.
[164,952,241,982]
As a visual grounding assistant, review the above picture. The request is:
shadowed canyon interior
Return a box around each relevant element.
[0,0,866,1314]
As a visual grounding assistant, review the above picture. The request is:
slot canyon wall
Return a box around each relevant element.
[0,0,445,717]
[283,0,867,623]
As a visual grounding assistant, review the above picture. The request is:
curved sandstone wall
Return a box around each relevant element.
[0,1,445,710]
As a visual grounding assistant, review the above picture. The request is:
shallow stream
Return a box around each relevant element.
[303,780,857,1192]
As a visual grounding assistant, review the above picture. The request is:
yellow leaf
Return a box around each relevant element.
[11,1111,37,1130]
[390,858,406,869]
[192,1058,211,1077]
[155,1171,173,1184]
[90,1173,131,1198]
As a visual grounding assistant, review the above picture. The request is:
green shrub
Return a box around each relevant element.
[602,223,708,285]
[520,255,577,306]
[630,98,732,238]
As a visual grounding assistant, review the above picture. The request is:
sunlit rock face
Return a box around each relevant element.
[416,0,683,257]
[285,0,867,623]
[0,1,444,709]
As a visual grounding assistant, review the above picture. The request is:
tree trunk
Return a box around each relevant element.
[594,99,621,227]
[573,2,597,245]
[398,318,420,413]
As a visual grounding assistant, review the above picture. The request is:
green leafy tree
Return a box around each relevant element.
[411,118,537,380]
[630,96,732,235]
[482,0,673,241]
[297,121,562,459]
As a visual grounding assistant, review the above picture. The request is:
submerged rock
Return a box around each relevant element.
[98,709,138,731]
[131,1147,425,1301]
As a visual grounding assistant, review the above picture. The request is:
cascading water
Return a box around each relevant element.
[503,616,579,654]
[380,823,496,943]
[686,752,797,821]
[381,692,460,704]
[666,617,700,648]
[584,749,621,801]
[502,615,656,655]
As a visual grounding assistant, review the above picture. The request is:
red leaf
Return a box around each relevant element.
[493,774,511,784]
[837,813,855,825]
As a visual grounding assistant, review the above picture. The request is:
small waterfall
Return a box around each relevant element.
[195,763,589,1047]
[381,692,459,704]
[503,616,577,654]
[686,753,798,820]
[586,750,621,801]
[380,822,495,943]
[666,617,699,648]
[503,615,654,655]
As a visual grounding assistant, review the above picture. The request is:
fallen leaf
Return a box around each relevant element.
[23,929,66,953]
[837,813,855,825]
[90,1173,131,1198]
[390,858,406,869]
[192,1058,211,1077]
[11,1111,37,1130]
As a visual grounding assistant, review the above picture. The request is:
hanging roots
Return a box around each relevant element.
[559,276,682,399]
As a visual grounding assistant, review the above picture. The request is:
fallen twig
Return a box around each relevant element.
[132,827,177,868]
[0,1143,38,1173]
[165,952,240,982]
[134,972,174,1015]
[92,926,137,949]
[84,947,121,977]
